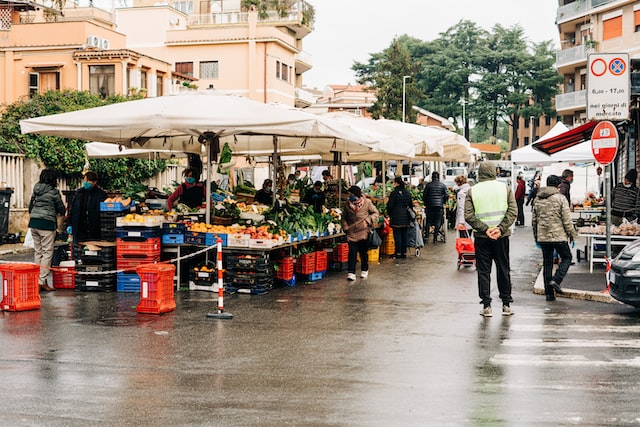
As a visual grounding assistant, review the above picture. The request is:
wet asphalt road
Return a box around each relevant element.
[2,224,640,426]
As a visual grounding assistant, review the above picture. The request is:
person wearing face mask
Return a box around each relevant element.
[69,171,107,247]
[611,169,640,226]
[303,181,325,213]
[167,168,206,211]
[254,179,274,206]
[342,186,379,281]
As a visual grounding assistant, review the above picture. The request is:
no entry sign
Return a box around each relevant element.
[591,121,618,166]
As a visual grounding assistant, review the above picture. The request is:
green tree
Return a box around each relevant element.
[0,90,166,190]
[353,36,423,121]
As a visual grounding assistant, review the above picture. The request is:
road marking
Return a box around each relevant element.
[491,354,640,367]
[511,324,640,333]
[502,338,640,348]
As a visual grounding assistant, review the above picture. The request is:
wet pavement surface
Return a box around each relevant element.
[0,219,634,426]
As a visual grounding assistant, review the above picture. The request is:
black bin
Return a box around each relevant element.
[0,188,13,237]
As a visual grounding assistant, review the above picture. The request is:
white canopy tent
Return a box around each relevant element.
[511,122,596,165]
[85,141,190,159]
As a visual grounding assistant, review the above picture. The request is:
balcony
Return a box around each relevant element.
[187,8,312,38]
[556,89,587,112]
[295,87,315,107]
[295,50,312,73]
[556,44,590,68]
[557,0,617,24]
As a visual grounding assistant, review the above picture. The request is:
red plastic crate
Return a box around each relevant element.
[275,257,294,280]
[0,263,41,311]
[315,250,328,273]
[332,243,349,262]
[52,266,75,289]
[295,252,316,275]
[117,254,160,272]
[136,264,176,314]
[116,237,161,256]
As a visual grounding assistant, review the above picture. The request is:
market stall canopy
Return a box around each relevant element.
[85,141,190,159]
[511,122,596,165]
[20,91,378,155]
[374,119,448,158]
[532,121,597,155]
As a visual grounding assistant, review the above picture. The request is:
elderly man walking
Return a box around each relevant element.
[465,162,517,317]
[532,175,578,301]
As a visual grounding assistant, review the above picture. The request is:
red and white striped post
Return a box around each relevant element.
[207,237,233,319]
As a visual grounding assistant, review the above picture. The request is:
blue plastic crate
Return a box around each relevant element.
[162,223,186,234]
[100,200,136,212]
[184,232,227,247]
[116,227,161,239]
[117,272,140,292]
[162,234,184,244]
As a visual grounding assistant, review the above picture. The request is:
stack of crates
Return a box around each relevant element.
[312,250,328,281]
[0,263,40,311]
[225,253,274,294]
[189,263,218,291]
[295,251,319,281]
[99,200,135,241]
[136,264,176,314]
[161,222,186,245]
[274,256,295,286]
[329,242,349,271]
[381,231,396,256]
[116,221,162,292]
[75,243,117,291]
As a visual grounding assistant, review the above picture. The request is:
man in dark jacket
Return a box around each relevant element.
[558,169,573,206]
[69,171,107,246]
[611,169,640,226]
[465,161,517,317]
[422,171,449,243]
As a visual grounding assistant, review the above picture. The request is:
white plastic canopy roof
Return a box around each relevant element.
[511,122,596,165]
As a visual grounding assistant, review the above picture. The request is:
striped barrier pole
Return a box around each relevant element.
[207,237,233,319]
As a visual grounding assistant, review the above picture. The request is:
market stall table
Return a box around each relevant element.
[579,233,640,273]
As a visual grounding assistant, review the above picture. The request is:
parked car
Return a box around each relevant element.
[609,239,640,307]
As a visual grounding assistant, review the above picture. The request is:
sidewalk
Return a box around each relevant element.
[532,252,618,304]
[0,242,32,257]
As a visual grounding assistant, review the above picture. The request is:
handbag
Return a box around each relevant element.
[368,228,382,248]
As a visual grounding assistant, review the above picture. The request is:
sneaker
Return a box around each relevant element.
[480,306,492,317]
[502,305,514,316]
[360,270,368,279]
[549,280,564,294]
[347,273,356,281]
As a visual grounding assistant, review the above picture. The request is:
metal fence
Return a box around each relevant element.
[0,152,25,208]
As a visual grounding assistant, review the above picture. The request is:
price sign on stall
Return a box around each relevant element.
[591,120,618,166]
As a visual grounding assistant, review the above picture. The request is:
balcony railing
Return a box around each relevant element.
[556,44,590,68]
[557,0,617,24]
[556,89,587,112]
[295,87,315,106]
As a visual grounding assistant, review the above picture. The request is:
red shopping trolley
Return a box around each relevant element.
[455,224,475,269]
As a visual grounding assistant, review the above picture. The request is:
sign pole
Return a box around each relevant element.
[605,164,611,261]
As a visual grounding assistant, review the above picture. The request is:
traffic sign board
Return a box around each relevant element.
[587,53,630,121]
[591,121,618,166]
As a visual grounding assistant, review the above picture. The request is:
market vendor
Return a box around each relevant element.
[303,181,326,213]
[254,179,274,205]
[167,168,206,211]
[611,169,640,226]
[69,171,107,245]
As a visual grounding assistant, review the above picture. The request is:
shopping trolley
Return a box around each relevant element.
[455,224,475,269]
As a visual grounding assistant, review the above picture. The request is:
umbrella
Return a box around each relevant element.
[85,141,190,159]
[20,91,380,222]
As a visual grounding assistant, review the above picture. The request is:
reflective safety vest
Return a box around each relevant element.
[471,180,508,227]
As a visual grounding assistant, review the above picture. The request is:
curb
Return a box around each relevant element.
[533,268,619,304]
[0,247,34,257]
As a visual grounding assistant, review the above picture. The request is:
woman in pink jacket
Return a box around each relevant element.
[342,186,379,281]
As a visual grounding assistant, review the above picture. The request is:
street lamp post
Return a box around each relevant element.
[402,75,411,123]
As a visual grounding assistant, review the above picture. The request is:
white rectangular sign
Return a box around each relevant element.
[586,53,630,121]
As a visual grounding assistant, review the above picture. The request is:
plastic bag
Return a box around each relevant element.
[23,229,34,249]
[368,228,382,248]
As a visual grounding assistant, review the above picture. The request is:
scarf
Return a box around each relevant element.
[349,195,365,212]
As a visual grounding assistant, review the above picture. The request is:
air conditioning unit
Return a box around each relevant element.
[86,35,100,48]
[101,38,110,50]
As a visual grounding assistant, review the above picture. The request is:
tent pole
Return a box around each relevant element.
[205,139,211,225]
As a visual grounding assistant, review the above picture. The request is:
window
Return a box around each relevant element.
[276,60,291,83]
[545,116,552,126]
[174,1,193,14]
[140,70,148,89]
[524,137,530,146]
[175,62,194,77]
[603,11,622,40]
[635,5,640,32]
[524,119,530,128]
[199,61,219,79]
[29,70,60,98]
[157,75,163,96]
[89,65,115,98]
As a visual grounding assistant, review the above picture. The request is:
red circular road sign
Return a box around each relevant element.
[591,121,618,166]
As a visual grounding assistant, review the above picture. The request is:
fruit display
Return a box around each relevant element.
[104,196,132,206]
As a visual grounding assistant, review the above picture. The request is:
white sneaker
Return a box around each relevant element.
[502,305,514,316]
[360,270,368,279]
[347,273,356,281]
[480,306,492,317]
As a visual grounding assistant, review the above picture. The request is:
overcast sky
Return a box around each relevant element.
[303,0,560,90]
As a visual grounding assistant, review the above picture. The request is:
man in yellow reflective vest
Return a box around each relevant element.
[465,161,517,317]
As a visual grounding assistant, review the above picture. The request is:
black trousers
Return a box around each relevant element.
[516,199,525,225]
[475,236,513,307]
[392,226,408,257]
[347,239,369,274]
[540,242,572,296]
[426,206,443,241]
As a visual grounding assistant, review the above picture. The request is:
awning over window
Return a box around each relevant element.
[532,121,597,155]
